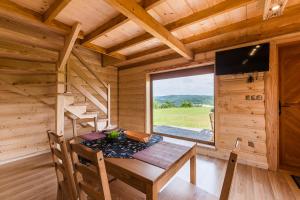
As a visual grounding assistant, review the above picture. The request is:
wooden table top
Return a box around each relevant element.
[77,131,196,184]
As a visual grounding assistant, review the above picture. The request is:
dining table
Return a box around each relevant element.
[78,130,197,200]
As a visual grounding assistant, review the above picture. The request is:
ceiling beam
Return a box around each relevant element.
[43,0,71,24]
[0,0,84,38]
[57,22,81,69]
[0,0,126,61]
[263,0,288,20]
[82,43,127,60]
[127,17,261,60]
[118,4,300,70]
[107,0,254,54]
[104,0,193,60]
[81,0,164,45]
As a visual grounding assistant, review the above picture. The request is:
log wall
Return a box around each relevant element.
[0,16,118,164]
[119,52,268,168]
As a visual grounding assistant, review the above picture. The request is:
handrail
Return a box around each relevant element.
[68,60,108,101]
[70,77,108,114]
[72,50,108,88]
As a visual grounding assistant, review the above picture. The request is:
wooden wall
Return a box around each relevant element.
[215,73,267,168]
[0,16,118,164]
[119,52,269,168]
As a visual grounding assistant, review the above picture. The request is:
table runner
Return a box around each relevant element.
[82,133,163,158]
[79,131,106,141]
[132,142,191,169]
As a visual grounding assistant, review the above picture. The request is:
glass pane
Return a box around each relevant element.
[152,73,215,144]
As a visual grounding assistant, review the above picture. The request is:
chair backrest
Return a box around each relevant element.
[47,131,77,200]
[69,139,112,200]
[219,138,241,200]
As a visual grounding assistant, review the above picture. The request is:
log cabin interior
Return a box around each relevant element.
[1,0,300,199]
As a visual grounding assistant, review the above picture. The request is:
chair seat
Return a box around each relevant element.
[110,177,218,200]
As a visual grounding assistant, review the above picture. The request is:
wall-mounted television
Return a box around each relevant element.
[215,43,269,75]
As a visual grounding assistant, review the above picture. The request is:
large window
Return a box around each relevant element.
[151,66,215,145]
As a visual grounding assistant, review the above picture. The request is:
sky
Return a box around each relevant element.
[153,73,214,97]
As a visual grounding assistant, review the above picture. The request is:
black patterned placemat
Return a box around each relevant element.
[82,134,163,159]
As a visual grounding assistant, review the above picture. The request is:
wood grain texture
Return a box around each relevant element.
[119,53,268,168]
[43,0,71,24]
[104,0,193,60]
[81,0,164,45]
[0,153,298,200]
[0,18,118,163]
[279,42,300,171]
[107,0,254,54]
[265,41,279,171]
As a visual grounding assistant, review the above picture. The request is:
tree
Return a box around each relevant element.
[180,100,192,108]
[153,100,161,109]
[160,101,175,109]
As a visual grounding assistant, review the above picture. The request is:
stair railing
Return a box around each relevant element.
[66,50,111,129]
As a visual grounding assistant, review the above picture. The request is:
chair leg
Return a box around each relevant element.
[57,186,63,200]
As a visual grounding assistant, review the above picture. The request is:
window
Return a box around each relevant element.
[150,66,215,145]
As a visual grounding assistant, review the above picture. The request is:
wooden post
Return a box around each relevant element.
[107,84,111,128]
[190,147,197,185]
[56,68,65,136]
[66,59,72,93]
[55,22,81,136]
[94,116,98,132]
[265,41,279,171]
[72,119,77,137]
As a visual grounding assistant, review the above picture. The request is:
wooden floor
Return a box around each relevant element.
[0,152,299,200]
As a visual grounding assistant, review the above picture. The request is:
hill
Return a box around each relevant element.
[154,95,214,106]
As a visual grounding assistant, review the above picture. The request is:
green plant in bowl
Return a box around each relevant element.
[107,130,120,140]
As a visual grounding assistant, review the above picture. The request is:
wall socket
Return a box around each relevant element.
[245,95,263,101]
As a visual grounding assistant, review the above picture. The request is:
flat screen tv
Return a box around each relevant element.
[215,43,269,75]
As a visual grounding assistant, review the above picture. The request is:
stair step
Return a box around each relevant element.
[85,111,99,115]
[87,119,108,130]
[71,102,89,106]
[65,105,87,118]
[80,112,98,119]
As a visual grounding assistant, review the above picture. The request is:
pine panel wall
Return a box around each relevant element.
[0,17,118,164]
[216,73,267,168]
[119,53,268,168]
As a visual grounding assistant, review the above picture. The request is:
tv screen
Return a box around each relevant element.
[215,43,269,75]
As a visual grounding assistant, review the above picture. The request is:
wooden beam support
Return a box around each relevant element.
[0,0,84,39]
[104,0,193,60]
[107,0,254,54]
[82,43,126,61]
[118,4,300,70]
[57,22,81,69]
[43,0,71,24]
[123,4,300,64]
[0,0,126,61]
[127,16,261,61]
[81,0,164,45]
[56,22,80,136]
[263,0,288,20]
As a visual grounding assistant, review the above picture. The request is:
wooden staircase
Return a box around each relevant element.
[63,50,112,135]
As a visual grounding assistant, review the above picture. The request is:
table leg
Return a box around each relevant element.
[146,183,158,200]
[190,155,196,184]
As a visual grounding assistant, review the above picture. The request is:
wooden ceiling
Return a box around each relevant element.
[1,0,300,69]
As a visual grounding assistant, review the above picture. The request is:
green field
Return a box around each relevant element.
[153,107,213,129]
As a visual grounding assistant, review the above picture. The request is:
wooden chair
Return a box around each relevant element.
[69,139,112,200]
[160,138,241,200]
[47,131,77,200]
[68,138,240,200]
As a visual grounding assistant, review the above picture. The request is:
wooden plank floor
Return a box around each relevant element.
[0,152,299,200]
